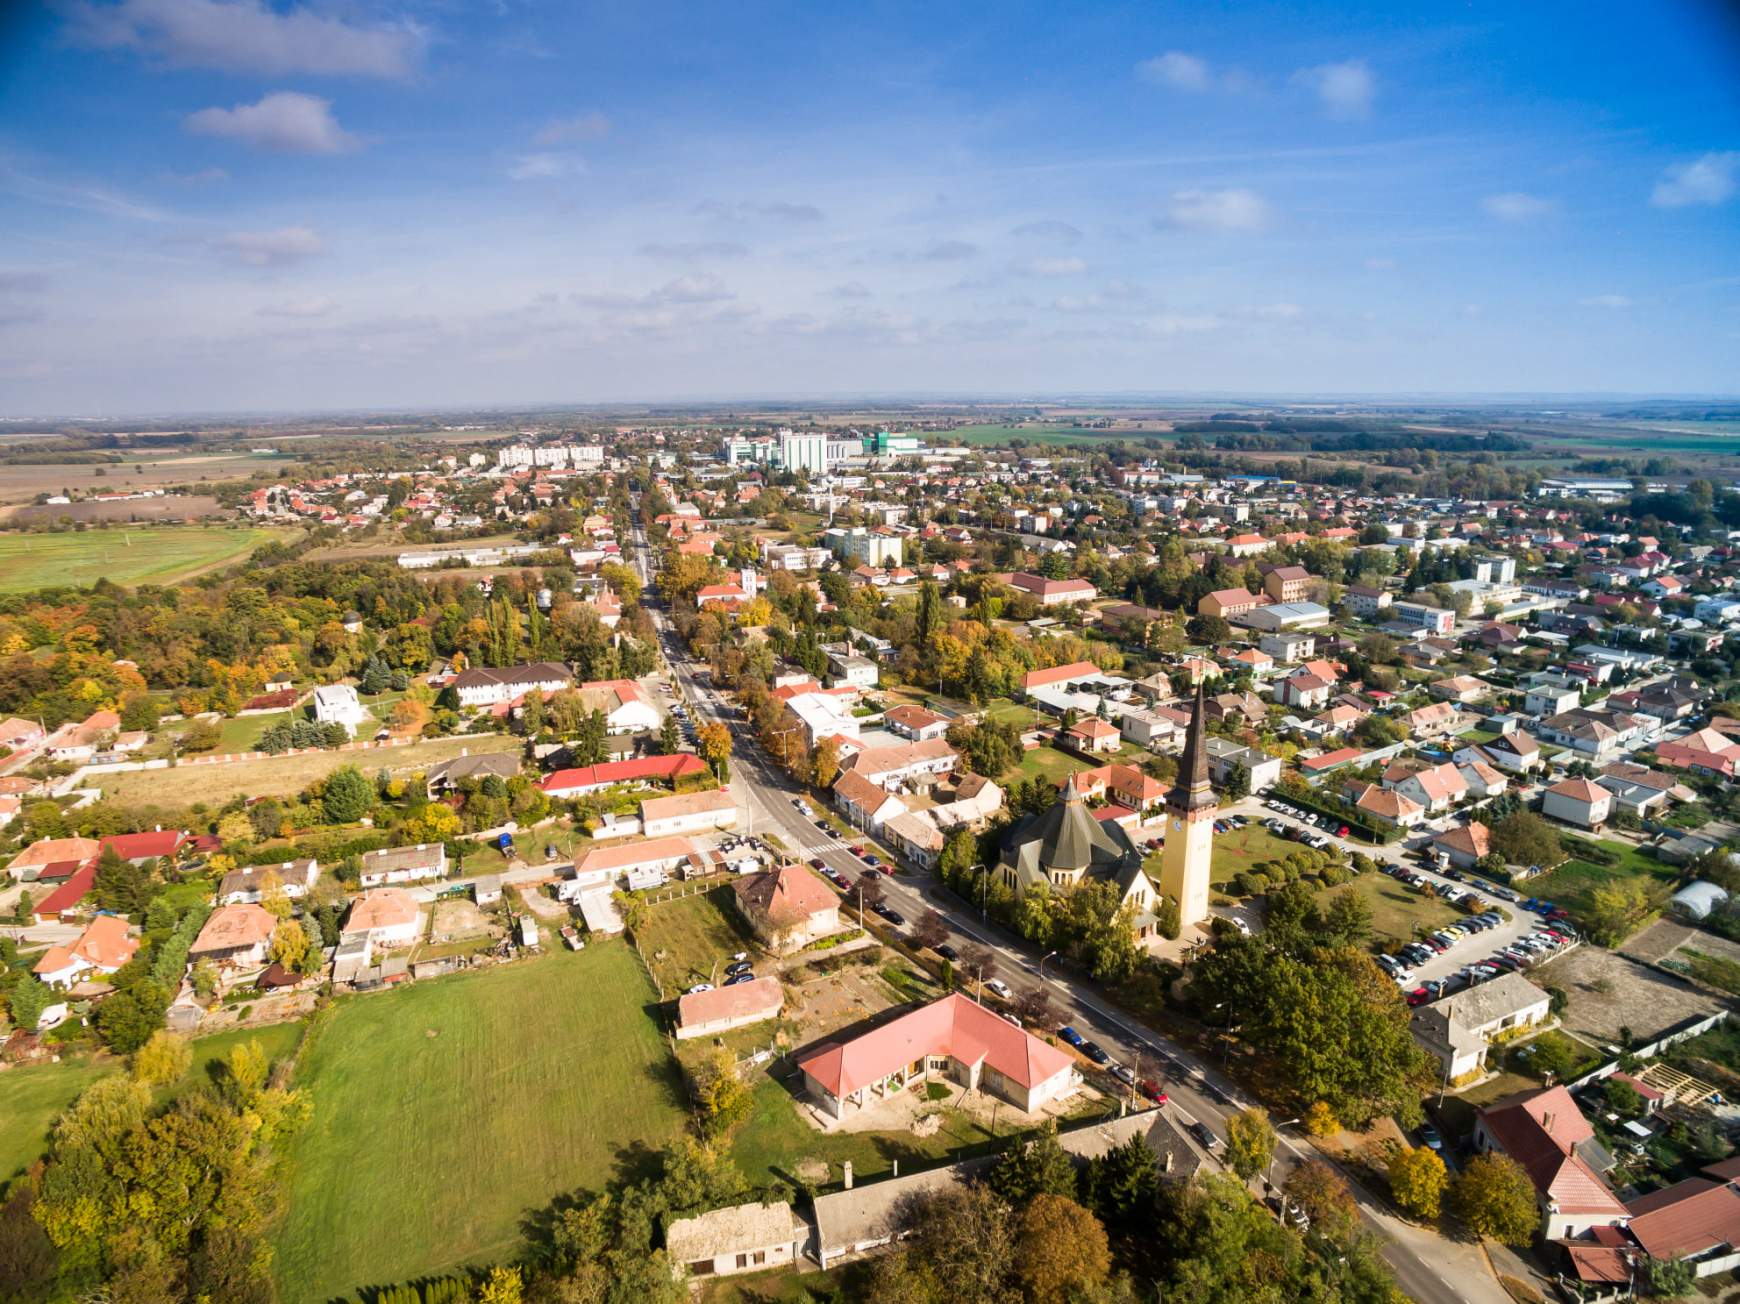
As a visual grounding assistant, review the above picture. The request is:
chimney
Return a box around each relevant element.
[1542,1112,1554,1134]
[842,1161,853,1190]
[892,1159,899,1177]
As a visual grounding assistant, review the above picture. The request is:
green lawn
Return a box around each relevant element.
[0,1020,303,1183]
[729,1076,1003,1193]
[980,697,1038,729]
[1208,825,1298,888]
[1319,873,1461,947]
[1527,838,1677,922]
[274,944,688,1303]
[637,887,758,998]
[0,525,289,594]
[1003,745,1090,787]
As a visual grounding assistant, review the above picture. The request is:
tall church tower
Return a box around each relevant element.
[1159,680,1218,929]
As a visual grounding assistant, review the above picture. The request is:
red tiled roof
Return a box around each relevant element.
[1480,1086,1627,1217]
[677,975,783,1028]
[540,753,708,793]
[733,864,837,926]
[798,993,1073,1098]
[1022,660,1101,690]
[32,863,97,919]
[102,829,186,861]
[1626,1178,1740,1261]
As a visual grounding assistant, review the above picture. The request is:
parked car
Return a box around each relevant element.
[1058,1025,1086,1047]
[1419,1124,1444,1151]
[936,943,959,961]
[1080,1041,1112,1064]
[1138,1079,1170,1105]
[809,857,827,870]
[984,979,1012,1000]
[1188,1121,1223,1152]
[725,961,753,976]
[686,983,714,994]
[1111,1064,1136,1086]
[724,973,755,986]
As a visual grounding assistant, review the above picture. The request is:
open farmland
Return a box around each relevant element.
[0,450,292,508]
[0,525,293,593]
[274,943,686,1303]
[92,732,522,807]
[948,422,1174,447]
[6,494,230,526]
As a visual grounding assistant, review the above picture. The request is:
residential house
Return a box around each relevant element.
[575,678,662,734]
[1262,565,1313,603]
[1542,778,1612,830]
[1382,760,1468,813]
[1658,727,1740,778]
[32,916,139,989]
[1431,675,1489,704]
[358,842,448,887]
[884,704,950,741]
[838,738,959,788]
[1072,763,1167,816]
[1474,1085,1628,1239]
[426,750,521,795]
[1021,660,1105,694]
[1197,587,1263,621]
[1352,783,1427,830]
[1276,670,1332,711]
[1007,572,1097,606]
[1414,973,1553,1079]
[6,836,101,883]
[732,864,843,954]
[101,829,187,865]
[1408,701,1466,739]
[1065,717,1122,754]
[340,888,422,947]
[831,769,908,832]
[539,752,709,797]
[189,903,276,969]
[312,684,370,736]
[1203,739,1282,793]
[1344,585,1393,619]
[1597,763,1688,817]
[218,858,319,906]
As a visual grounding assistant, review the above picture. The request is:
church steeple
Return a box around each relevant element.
[1170,679,1217,813]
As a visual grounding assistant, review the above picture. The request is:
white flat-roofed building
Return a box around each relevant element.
[640,788,738,838]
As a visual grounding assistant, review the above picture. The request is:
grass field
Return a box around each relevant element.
[0,1020,302,1183]
[1526,838,1676,924]
[1003,745,1090,787]
[1320,872,1461,947]
[730,1075,1003,1193]
[637,888,757,998]
[0,451,290,508]
[0,525,290,593]
[1208,825,1298,888]
[274,944,687,1303]
[94,732,522,808]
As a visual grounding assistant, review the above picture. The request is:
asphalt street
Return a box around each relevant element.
[630,513,1512,1304]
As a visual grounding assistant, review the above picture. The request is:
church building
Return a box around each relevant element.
[992,769,1160,938]
[1158,681,1219,930]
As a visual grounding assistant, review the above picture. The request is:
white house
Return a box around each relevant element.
[341,888,422,947]
[1542,778,1612,830]
[312,684,370,736]
[450,661,574,710]
[640,789,739,838]
[1414,973,1552,1080]
[358,842,449,887]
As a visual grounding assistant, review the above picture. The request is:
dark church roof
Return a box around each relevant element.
[996,771,1145,895]
[1168,680,1216,814]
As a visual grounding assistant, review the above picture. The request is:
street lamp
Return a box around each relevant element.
[1038,950,1057,980]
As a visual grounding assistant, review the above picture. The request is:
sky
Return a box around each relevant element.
[0,0,1738,415]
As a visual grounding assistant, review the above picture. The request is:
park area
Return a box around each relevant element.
[273,942,687,1303]
[0,524,290,593]
[1208,824,1298,889]
[1319,873,1461,948]
[0,1021,303,1185]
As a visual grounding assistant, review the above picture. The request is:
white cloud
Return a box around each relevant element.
[185,92,356,154]
[0,164,174,222]
[534,112,610,146]
[1015,256,1086,277]
[256,295,338,317]
[507,153,584,181]
[217,226,327,267]
[1580,294,1633,309]
[1162,188,1271,233]
[1481,192,1556,222]
[66,0,424,78]
[1651,151,1740,208]
[1137,51,1211,92]
[1293,59,1376,119]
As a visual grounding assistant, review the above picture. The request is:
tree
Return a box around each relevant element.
[93,982,170,1053]
[962,943,997,988]
[321,764,375,823]
[693,1048,750,1139]
[696,722,732,782]
[1225,1107,1276,1182]
[902,1184,1016,1304]
[1221,762,1251,801]
[1304,1101,1339,1137]
[988,1122,1077,1206]
[479,1265,524,1304]
[1585,880,1661,947]
[268,917,309,970]
[93,846,150,916]
[1490,811,1561,869]
[1451,1153,1539,1244]
[1188,613,1233,645]
[811,735,840,790]
[1389,1144,1448,1220]
[1015,1194,1111,1304]
[1282,1158,1357,1241]
[1014,986,1055,1030]
[1646,1254,1695,1299]
[130,1031,192,1087]
[659,715,681,754]
[7,973,53,1031]
[1157,893,1181,940]
[912,909,950,952]
[576,709,609,766]
[257,869,291,919]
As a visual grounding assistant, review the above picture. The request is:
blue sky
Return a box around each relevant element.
[1,0,1737,414]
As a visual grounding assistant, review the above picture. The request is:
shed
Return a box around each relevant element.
[1671,880,1730,922]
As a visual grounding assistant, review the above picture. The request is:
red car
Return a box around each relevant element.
[809,857,827,870]
[849,844,867,857]
[1336,825,1350,838]
[1138,1079,1169,1106]
[1405,987,1431,1006]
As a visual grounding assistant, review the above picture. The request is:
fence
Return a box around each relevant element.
[1564,1010,1731,1092]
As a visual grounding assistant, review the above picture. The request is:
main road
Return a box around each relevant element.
[627,514,1509,1304]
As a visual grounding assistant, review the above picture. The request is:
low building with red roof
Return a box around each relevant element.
[797,992,1079,1121]
[33,915,139,988]
[101,828,187,864]
[677,976,784,1041]
[540,752,709,798]
[1020,660,1103,693]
